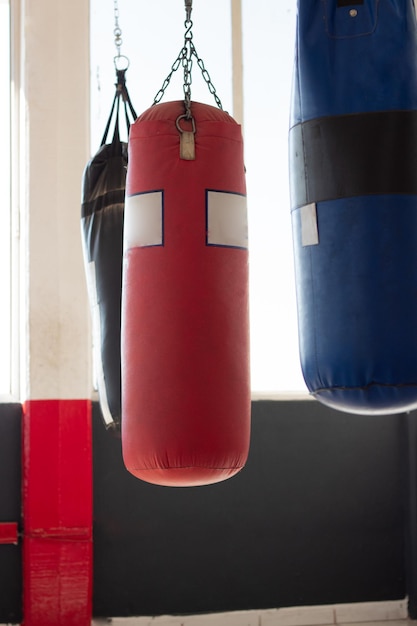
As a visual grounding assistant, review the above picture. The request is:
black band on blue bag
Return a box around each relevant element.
[289,110,417,210]
[337,0,364,6]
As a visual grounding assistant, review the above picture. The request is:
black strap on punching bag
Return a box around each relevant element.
[81,67,137,431]
[337,0,363,5]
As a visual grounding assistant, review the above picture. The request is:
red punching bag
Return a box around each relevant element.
[121,100,250,486]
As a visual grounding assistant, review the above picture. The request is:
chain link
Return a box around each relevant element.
[152,8,223,112]
[153,51,183,105]
[195,53,223,110]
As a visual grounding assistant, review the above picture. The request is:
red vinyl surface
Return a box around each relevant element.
[22,400,93,626]
[122,101,251,486]
[0,521,18,545]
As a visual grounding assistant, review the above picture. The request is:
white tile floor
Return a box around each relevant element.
[91,599,412,626]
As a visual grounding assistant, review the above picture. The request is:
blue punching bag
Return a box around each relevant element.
[289,0,417,414]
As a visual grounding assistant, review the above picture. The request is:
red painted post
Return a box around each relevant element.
[0,522,18,545]
[22,400,93,626]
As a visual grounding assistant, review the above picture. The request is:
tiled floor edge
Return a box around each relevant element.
[334,599,409,624]
[261,599,408,626]
[91,598,410,626]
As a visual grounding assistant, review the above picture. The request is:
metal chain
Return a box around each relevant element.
[113,0,130,71]
[182,15,194,118]
[152,2,223,112]
[113,0,123,57]
[153,52,183,105]
[195,48,223,111]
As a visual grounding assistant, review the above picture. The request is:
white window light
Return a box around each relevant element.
[242,0,307,396]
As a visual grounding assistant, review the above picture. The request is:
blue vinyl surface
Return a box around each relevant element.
[290,0,417,413]
[290,0,417,124]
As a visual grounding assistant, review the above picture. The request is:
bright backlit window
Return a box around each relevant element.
[89,0,307,397]
[0,0,12,398]
[242,0,305,394]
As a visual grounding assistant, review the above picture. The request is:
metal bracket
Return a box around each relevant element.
[185,0,192,22]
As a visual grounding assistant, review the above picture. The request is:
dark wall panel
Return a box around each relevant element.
[93,400,405,618]
[0,403,22,624]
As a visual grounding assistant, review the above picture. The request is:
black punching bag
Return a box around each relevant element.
[81,69,136,429]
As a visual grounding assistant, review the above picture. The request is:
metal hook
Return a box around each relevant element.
[113,54,130,72]
[185,0,192,22]
[176,113,196,134]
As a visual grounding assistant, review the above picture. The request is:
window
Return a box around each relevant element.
[242,0,306,395]
[0,0,13,399]
[89,0,307,397]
